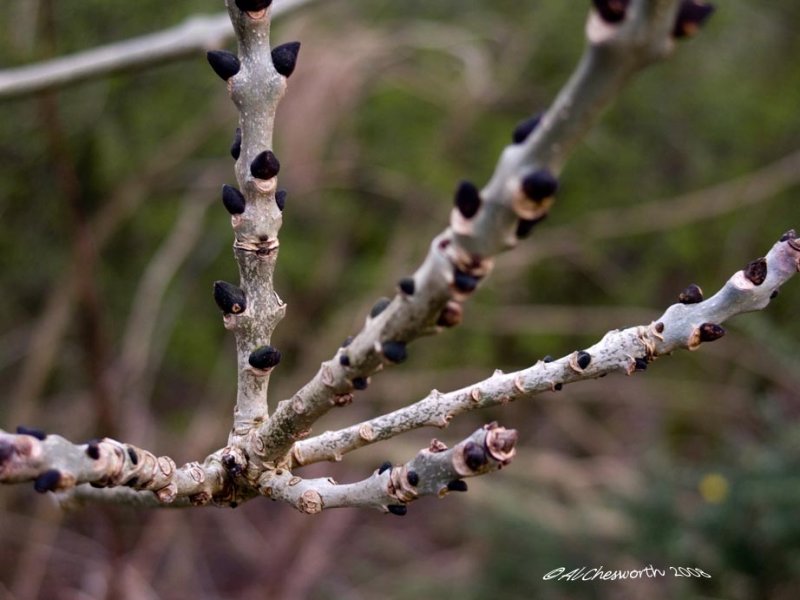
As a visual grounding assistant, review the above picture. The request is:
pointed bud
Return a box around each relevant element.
[222,184,246,215]
[516,214,547,239]
[235,0,272,11]
[378,461,393,474]
[276,189,287,211]
[454,181,481,219]
[272,41,301,78]
[698,323,725,343]
[213,281,247,315]
[591,0,630,23]
[744,258,767,286]
[678,284,703,304]
[370,297,391,318]
[673,1,715,38]
[16,426,46,440]
[382,341,407,364]
[512,114,542,144]
[447,479,468,492]
[206,50,240,81]
[34,469,61,493]
[521,169,558,201]
[453,269,480,293]
[250,150,280,180]
[249,345,281,370]
[387,504,407,516]
[230,128,242,160]
[398,277,415,295]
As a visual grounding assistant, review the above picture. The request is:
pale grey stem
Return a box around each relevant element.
[265,425,517,513]
[0,431,232,507]
[0,0,315,101]
[291,234,800,466]
[256,0,683,463]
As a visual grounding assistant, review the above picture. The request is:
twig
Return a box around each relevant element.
[0,0,316,101]
[291,233,800,465]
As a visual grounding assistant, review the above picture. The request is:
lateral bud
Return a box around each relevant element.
[516,214,547,240]
[34,469,62,494]
[16,426,46,440]
[381,341,408,364]
[230,128,242,160]
[276,189,287,212]
[743,258,767,286]
[248,345,282,371]
[235,0,272,11]
[222,184,246,215]
[250,150,281,180]
[436,301,463,328]
[678,283,704,304]
[272,42,301,78]
[454,180,481,219]
[591,0,630,23]
[206,50,240,81]
[673,1,715,38]
[512,113,542,144]
[213,281,247,315]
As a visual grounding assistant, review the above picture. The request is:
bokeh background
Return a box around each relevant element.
[1,1,799,598]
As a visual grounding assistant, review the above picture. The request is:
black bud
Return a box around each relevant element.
[516,214,547,239]
[85,440,101,460]
[770,289,780,300]
[576,351,592,370]
[406,471,419,486]
[213,281,247,315]
[634,357,648,371]
[453,269,480,293]
[463,441,488,471]
[655,322,665,333]
[235,0,273,11]
[543,355,554,363]
[271,41,301,78]
[673,0,715,38]
[16,426,46,441]
[554,383,564,391]
[387,504,407,516]
[370,297,391,318]
[382,341,407,364]
[127,447,139,465]
[512,114,542,144]
[521,169,558,201]
[699,323,725,343]
[591,0,630,23]
[447,479,468,492]
[249,345,281,370]
[250,150,281,180]
[276,189,287,212]
[230,128,242,160]
[378,461,392,474]
[339,354,350,367]
[230,501,239,509]
[34,469,61,493]
[744,258,767,286]
[222,184,246,215]
[123,476,139,488]
[206,50,240,81]
[341,336,354,348]
[398,277,415,295]
[454,181,481,219]
[678,284,703,304]
[352,377,369,390]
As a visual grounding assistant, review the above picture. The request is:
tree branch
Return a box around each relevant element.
[291,232,800,465]
[0,0,314,101]
[256,0,686,463]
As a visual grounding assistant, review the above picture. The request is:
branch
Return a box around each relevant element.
[265,425,517,514]
[0,0,314,101]
[292,232,799,465]
[256,0,689,463]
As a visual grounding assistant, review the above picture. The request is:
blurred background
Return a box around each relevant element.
[1,1,799,598]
